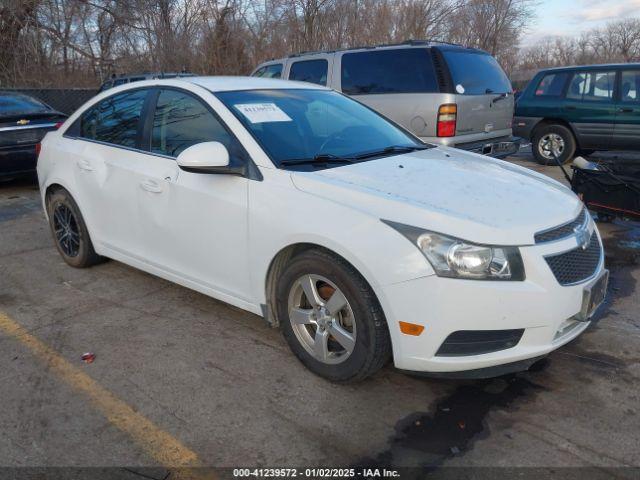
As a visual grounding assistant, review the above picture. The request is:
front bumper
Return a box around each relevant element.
[377,228,605,374]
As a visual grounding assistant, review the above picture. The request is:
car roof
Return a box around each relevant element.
[259,41,484,65]
[186,76,329,92]
[538,63,640,73]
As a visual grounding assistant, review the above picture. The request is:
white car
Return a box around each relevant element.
[37,77,608,382]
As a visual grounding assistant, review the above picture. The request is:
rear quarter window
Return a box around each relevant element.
[340,48,438,95]
[289,60,328,86]
[534,72,569,97]
[253,64,283,79]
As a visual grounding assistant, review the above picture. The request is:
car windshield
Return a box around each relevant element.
[0,93,52,116]
[442,50,512,95]
[215,89,428,169]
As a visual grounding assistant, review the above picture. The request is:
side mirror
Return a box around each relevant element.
[176,141,232,173]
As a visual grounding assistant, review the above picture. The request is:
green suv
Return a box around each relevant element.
[514,64,640,164]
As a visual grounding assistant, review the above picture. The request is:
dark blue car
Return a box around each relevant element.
[0,92,66,179]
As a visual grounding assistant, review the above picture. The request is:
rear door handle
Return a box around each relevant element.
[140,180,163,193]
[618,107,633,113]
[76,159,93,171]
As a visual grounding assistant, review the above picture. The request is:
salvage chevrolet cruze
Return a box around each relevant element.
[37,77,608,382]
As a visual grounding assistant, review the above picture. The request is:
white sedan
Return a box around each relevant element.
[37,77,608,382]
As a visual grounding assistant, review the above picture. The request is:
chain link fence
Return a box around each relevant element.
[1,88,98,115]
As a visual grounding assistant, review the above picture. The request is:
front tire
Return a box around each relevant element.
[46,188,103,268]
[532,124,576,165]
[275,249,391,382]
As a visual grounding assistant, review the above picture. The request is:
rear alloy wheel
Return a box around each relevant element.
[276,249,391,382]
[47,188,103,268]
[532,124,576,165]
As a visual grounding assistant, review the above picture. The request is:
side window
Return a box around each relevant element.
[253,64,282,79]
[620,70,640,102]
[151,89,233,157]
[289,60,328,86]
[567,71,615,102]
[534,73,569,97]
[79,89,148,147]
[341,49,438,95]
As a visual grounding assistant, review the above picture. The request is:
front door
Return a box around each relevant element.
[562,70,617,150]
[137,88,251,301]
[613,69,640,149]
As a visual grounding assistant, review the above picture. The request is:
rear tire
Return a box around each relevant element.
[532,124,576,165]
[275,249,391,382]
[46,188,103,268]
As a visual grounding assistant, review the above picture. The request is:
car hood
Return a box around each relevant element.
[290,147,582,246]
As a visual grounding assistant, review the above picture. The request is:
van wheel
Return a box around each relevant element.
[46,188,103,268]
[275,249,391,383]
[532,124,576,165]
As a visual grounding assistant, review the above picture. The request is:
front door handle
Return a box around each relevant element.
[618,107,633,113]
[76,159,93,171]
[140,180,163,193]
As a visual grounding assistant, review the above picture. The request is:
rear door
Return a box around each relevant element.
[438,48,513,138]
[336,48,440,138]
[67,88,151,255]
[562,70,617,149]
[613,68,640,149]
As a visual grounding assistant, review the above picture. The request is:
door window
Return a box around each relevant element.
[620,70,640,102]
[79,89,148,147]
[151,89,233,157]
[341,48,438,95]
[253,64,283,79]
[567,71,616,102]
[289,60,328,86]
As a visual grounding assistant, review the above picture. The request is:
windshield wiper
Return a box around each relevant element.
[280,153,355,167]
[352,145,429,160]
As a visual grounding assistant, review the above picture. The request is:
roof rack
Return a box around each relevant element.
[285,39,465,58]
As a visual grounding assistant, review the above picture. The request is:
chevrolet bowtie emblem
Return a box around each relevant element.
[574,225,591,250]
[17,119,30,125]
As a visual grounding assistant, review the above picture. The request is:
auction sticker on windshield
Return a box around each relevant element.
[235,103,292,123]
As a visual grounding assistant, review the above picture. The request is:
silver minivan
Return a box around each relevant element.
[252,41,520,157]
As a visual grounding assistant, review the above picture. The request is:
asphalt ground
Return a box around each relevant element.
[0,149,638,480]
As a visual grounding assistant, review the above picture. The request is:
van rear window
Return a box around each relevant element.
[441,50,511,95]
[341,49,438,95]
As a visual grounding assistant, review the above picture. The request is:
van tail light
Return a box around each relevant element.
[35,143,42,157]
[437,104,457,137]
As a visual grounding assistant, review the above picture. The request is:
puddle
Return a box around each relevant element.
[356,372,545,471]
[601,219,640,268]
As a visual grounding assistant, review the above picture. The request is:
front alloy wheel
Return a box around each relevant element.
[288,274,356,364]
[276,249,391,382]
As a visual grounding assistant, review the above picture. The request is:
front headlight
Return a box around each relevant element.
[383,220,525,281]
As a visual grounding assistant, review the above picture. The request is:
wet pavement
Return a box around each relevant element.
[0,155,638,477]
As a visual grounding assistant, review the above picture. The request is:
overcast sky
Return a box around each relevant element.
[521,0,640,45]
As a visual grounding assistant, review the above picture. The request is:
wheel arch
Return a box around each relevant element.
[531,118,581,147]
[263,242,384,329]
[43,180,98,248]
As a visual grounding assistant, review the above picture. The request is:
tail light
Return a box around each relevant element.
[437,104,457,137]
[54,122,64,129]
[35,143,42,157]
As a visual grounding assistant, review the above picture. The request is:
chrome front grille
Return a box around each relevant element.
[535,209,587,244]
[544,234,602,285]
